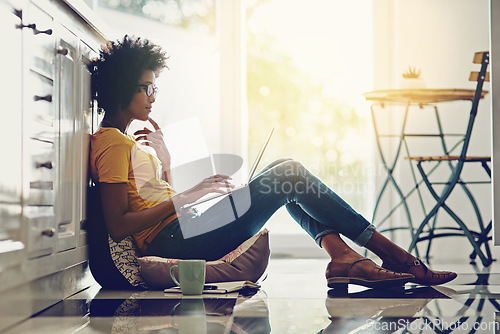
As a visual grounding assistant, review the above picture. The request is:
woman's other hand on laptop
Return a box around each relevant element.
[175,174,234,206]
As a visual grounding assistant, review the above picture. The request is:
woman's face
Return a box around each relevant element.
[125,70,156,121]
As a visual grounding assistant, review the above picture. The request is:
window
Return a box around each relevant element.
[94,0,223,167]
[246,0,374,238]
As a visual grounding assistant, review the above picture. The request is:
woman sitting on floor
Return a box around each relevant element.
[88,35,457,289]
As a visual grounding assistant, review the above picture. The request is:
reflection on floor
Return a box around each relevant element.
[5,259,500,333]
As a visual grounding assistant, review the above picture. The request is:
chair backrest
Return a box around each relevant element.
[469,51,491,83]
[446,51,490,182]
[86,184,139,290]
[468,51,490,116]
[457,51,490,159]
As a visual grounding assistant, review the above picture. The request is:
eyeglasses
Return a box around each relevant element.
[138,83,158,98]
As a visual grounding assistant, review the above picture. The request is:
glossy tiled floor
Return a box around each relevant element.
[5,258,500,333]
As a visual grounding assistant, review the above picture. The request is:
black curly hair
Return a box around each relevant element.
[88,35,168,115]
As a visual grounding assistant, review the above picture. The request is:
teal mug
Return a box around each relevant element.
[170,259,206,295]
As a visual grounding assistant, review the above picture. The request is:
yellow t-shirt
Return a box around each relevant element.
[90,127,177,251]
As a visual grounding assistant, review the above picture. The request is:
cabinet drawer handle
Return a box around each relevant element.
[34,94,52,102]
[16,23,52,35]
[16,23,36,30]
[14,9,22,19]
[30,181,53,190]
[80,219,87,231]
[33,27,52,35]
[41,228,55,237]
[36,161,53,169]
[57,48,69,56]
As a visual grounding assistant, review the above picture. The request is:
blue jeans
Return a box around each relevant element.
[144,159,375,260]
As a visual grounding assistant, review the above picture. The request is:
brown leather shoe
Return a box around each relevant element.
[326,258,414,289]
[382,258,457,286]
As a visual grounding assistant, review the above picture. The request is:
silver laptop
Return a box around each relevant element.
[182,128,274,208]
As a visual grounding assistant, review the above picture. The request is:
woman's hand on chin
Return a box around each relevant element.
[133,117,171,166]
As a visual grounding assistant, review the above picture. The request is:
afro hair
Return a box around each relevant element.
[88,35,168,115]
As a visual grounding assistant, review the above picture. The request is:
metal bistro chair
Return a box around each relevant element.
[406,51,492,266]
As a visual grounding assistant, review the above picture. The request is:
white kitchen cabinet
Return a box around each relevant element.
[18,0,102,257]
[55,23,78,252]
[77,41,95,247]
[0,1,23,247]
[22,0,57,257]
[0,0,106,330]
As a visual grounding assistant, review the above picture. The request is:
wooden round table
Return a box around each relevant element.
[363,88,488,104]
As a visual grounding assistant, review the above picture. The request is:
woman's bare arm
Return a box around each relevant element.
[134,117,173,184]
[100,182,177,242]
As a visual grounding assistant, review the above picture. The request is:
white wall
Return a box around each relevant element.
[95,2,247,189]
[372,0,492,262]
[490,0,500,246]
[98,8,221,149]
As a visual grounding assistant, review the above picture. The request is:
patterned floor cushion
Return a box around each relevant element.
[138,229,270,289]
[109,229,270,290]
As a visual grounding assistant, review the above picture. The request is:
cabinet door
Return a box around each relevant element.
[25,206,56,258]
[22,0,57,258]
[23,1,55,79]
[0,2,23,245]
[55,25,78,252]
[77,42,96,246]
